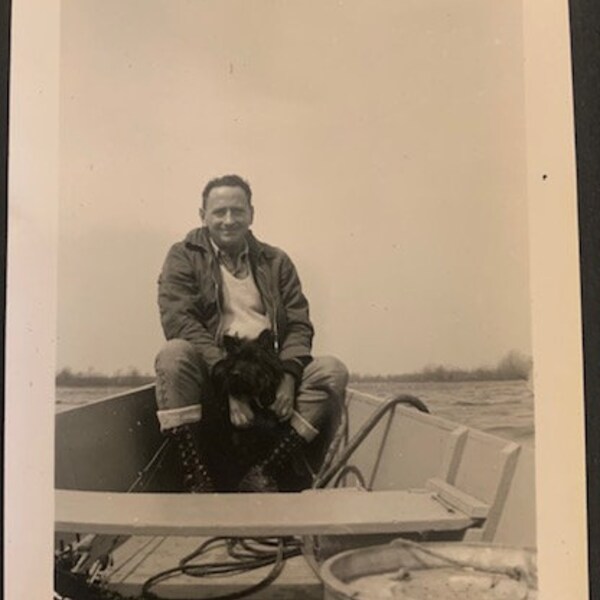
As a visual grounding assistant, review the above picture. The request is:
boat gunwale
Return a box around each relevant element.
[56,382,157,413]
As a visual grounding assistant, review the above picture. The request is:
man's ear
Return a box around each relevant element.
[199,207,205,223]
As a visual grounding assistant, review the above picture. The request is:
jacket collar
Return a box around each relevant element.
[183,227,273,259]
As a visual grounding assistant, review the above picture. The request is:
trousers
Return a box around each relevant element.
[154,339,348,442]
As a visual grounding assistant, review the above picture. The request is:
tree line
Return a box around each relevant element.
[55,367,154,388]
[56,350,532,387]
[349,351,532,383]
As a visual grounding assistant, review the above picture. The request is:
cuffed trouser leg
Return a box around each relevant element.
[290,356,349,442]
[154,339,210,432]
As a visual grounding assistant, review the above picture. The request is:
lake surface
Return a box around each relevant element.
[350,380,534,447]
[56,379,534,447]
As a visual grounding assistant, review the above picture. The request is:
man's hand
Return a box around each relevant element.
[271,373,296,421]
[229,395,255,429]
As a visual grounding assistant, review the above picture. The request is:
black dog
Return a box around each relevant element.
[209,330,286,479]
[214,329,285,415]
[213,330,283,450]
[208,330,314,491]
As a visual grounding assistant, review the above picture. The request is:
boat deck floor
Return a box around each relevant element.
[107,535,322,599]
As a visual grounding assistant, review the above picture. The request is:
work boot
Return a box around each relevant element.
[170,423,215,493]
[238,426,306,493]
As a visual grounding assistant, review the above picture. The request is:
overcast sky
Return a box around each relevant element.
[58,0,530,376]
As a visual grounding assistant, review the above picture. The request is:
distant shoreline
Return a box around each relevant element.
[55,373,529,387]
[55,375,155,388]
[349,373,529,384]
[56,351,531,388]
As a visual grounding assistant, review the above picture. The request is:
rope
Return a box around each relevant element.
[126,439,171,493]
[332,464,367,489]
[312,391,349,486]
[391,539,537,588]
[140,537,302,600]
[313,393,430,489]
[300,535,322,579]
[107,536,168,583]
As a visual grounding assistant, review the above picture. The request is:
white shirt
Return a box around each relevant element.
[219,265,271,340]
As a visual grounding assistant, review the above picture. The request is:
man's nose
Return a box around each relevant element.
[223,210,234,224]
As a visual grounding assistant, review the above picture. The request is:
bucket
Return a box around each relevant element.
[320,539,537,599]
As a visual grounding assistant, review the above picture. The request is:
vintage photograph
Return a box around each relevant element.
[3,0,583,598]
[53,1,536,598]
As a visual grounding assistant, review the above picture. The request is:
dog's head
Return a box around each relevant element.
[219,330,284,408]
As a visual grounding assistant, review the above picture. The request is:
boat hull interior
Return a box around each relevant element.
[55,384,536,598]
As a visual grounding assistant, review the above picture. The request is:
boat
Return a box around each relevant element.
[54,384,536,599]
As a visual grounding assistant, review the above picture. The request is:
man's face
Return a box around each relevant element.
[200,186,254,251]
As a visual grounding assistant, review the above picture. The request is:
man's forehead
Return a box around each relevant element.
[205,185,250,207]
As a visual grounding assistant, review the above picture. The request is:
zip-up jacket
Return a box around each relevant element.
[158,227,314,383]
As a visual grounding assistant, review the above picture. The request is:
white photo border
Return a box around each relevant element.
[5,0,588,597]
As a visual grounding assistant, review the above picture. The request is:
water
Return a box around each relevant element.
[55,386,134,412]
[55,379,534,447]
[350,380,534,447]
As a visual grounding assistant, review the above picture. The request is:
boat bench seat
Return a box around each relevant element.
[55,488,476,537]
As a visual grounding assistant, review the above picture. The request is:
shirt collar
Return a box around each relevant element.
[208,236,249,261]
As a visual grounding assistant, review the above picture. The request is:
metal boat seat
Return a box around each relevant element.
[55,487,476,537]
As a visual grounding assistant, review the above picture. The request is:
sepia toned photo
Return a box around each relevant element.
[5,0,589,598]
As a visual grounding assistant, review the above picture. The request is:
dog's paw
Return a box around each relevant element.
[229,396,255,429]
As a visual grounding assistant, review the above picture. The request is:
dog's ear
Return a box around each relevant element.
[257,329,275,351]
[223,335,240,355]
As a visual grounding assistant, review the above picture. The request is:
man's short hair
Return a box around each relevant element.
[202,174,252,208]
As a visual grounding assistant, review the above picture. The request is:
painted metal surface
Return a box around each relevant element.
[340,390,536,546]
[55,385,166,492]
[54,385,536,598]
[55,488,474,536]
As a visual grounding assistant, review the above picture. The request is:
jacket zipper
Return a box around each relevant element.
[270,293,280,352]
[212,265,225,345]
[253,261,279,352]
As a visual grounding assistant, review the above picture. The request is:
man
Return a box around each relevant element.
[155,174,348,493]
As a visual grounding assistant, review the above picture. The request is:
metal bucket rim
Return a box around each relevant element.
[320,540,537,599]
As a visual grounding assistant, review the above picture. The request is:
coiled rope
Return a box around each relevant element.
[140,537,302,600]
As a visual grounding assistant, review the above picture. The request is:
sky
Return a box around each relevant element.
[58,0,531,376]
